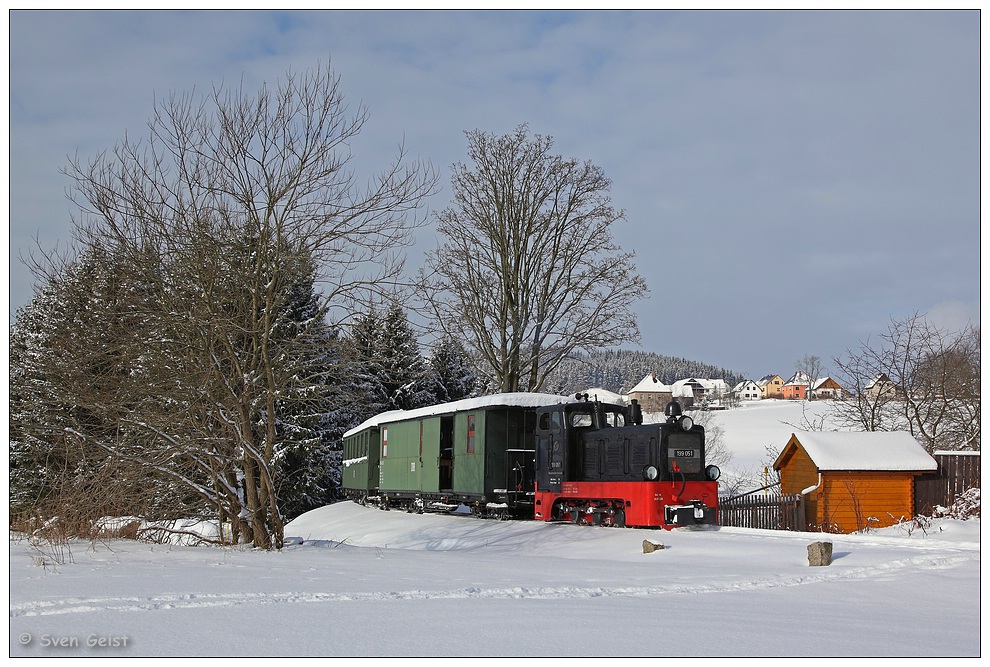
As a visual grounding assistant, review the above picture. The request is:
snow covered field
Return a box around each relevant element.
[9,500,980,657]
[9,399,981,658]
[707,398,844,466]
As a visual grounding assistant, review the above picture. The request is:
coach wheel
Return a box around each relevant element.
[611,510,625,528]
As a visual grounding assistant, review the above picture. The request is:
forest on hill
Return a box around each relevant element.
[542,349,746,396]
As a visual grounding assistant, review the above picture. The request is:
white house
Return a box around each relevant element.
[733,380,762,401]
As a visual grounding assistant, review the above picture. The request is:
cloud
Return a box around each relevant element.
[7,9,980,377]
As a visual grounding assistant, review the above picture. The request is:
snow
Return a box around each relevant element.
[629,373,671,393]
[9,398,981,657]
[781,431,938,472]
[9,500,980,657]
[705,399,851,470]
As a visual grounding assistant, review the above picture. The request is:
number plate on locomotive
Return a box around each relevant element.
[674,449,696,457]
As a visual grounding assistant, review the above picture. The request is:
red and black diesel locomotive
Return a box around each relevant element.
[342,392,720,529]
[533,395,720,529]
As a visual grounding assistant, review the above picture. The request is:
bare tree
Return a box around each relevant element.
[831,313,980,453]
[53,62,438,549]
[419,125,648,393]
[795,354,825,400]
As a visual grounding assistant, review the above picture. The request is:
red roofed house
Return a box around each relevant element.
[773,431,937,534]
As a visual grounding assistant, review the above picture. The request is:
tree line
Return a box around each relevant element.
[9,263,479,547]
[542,349,745,396]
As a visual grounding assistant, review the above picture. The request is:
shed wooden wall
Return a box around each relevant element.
[778,446,818,495]
[818,472,915,533]
[777,444,819,531]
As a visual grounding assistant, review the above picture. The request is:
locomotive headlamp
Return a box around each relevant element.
[679,415,694,431]
[706,465,721,481]
[643,465,659,481]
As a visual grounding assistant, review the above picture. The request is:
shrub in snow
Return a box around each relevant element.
[932,487,980,521]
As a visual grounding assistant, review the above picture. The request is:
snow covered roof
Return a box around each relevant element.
[343,392,576,438]
[628,373,671,393]
[581,387,625,404]
[672,378,728,394]
[775,431,937,472]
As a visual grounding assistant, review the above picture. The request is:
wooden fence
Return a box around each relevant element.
[718,492,803,531]
[914,451,981,515]
[719,451,980,531]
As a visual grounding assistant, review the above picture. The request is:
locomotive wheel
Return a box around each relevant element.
[575,506,603,526]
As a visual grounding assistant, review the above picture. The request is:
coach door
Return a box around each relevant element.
[439,415,454,491]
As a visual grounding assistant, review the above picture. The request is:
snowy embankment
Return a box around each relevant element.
[9,501,981,657]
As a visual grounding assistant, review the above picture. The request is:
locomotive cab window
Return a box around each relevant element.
[605,410,625,427]
[571,412,593,427]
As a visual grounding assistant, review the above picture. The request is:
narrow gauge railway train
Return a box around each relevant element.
[341,392,721,529]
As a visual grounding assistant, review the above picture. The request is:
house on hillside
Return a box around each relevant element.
[811,377,844,400]
[780,371,811,400]
[627,373,672,414]
[757,374,785,399]
[865,374,902,400]
[672,381,696,408]
[673,378,730,407]
[773,431,937,533]
[733,380,762,401]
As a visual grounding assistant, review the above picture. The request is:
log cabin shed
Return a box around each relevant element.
[773,431,937,534]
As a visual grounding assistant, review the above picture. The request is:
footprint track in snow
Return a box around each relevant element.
[9,553,972,618]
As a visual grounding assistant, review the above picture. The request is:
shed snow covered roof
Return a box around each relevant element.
[343,392,575,438]
[774,431,937,472]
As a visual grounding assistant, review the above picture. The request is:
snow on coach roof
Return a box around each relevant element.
[776,431,938,472]
[343,392,576,438]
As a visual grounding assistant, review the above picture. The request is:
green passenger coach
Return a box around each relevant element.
[342,393,574,517]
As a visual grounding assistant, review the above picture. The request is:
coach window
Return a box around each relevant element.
[467,414,476,453]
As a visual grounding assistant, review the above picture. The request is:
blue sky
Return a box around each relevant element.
[8,10,981,380]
